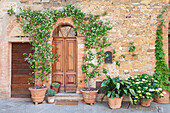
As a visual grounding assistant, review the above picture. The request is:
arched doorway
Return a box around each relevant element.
[52,24,77,92]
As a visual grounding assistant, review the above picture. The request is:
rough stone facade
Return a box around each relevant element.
[0,0,169,99]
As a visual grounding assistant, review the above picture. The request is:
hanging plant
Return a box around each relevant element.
[154,6,170,92]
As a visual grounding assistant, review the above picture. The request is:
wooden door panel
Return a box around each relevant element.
[52,38,77,93]
[12,76,32,84]
[52,74,64,86]
[11,43,33,98]
[53,39,64,72]
[65,39,77,92]
[53,39,65,92]
[65,40,76,72]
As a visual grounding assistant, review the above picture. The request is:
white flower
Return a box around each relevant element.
[163,91,166,94]
[146,92,151,95]
[135,82,139,84]
[149,89,154,92]
[158,88,162,91]
[156,89,159,92]
[144,87,148,89]
[160,93,164,96]
[137,90,141,93]
[142,79,145,81]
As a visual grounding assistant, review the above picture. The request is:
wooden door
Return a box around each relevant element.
[11,43,33,98]
[53,38,77,92]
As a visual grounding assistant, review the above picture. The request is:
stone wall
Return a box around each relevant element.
[0,0,169,99]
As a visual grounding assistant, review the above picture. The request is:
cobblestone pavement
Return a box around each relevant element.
[0,100,170,113]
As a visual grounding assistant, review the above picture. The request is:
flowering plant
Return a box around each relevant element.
[125,74,165,104]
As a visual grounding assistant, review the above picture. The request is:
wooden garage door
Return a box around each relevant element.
[11,43,33,98]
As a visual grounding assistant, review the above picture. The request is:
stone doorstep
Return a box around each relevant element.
[55,93,130,102]
[9,94,130,102]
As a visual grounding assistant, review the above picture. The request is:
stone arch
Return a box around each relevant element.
[51,17,83,37]
[6,16,27,37]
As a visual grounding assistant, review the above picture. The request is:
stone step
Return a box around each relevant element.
[55,93,130,102]
[55,93,83,101]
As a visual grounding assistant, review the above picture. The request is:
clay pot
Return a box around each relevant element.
[154,90,169,104]
[108,97,123,109]
[47,96,55,104]
[81,90,98,106]
[52,87,59,94]
[29,87,47,105]
[141,99,152,107]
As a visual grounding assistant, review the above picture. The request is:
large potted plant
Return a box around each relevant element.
[100,76,128,109]
[7,8,58,105]
[126,74,165,107]
[46,89,56,104]
[153,7,170,104]
[27,41,57,105]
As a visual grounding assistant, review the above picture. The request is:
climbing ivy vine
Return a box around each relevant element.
[154,7,170,92]
[8,5,112,89]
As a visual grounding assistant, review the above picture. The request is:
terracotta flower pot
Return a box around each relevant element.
[108,97,123,109]
[47,96,55,104]
[141,99,152,107]
[154,90,169,104]
[52,87,59,94]
[81,90,98,106]
[29,87,47,105]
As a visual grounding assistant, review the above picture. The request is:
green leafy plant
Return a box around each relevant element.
[52,83,60,88]
[125,74,165,104]
[100,76,128,101]
[46,89,56,97]
[128,42,137,57]
[7,7,15,16]
[154,6,170,92]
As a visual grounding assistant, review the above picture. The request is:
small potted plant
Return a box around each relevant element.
[126,74,165,107]
[46,89,56,104]
[100,76,128,109]
[52,82,60,94]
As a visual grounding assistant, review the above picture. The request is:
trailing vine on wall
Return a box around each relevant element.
[128,42,137,57]
[154,7,170,92]
[8,5,112,89]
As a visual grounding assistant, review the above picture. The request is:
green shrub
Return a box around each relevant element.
[52,83,60,88]
[46,89,56,97]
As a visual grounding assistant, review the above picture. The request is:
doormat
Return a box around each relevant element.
[56,101,78,105]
